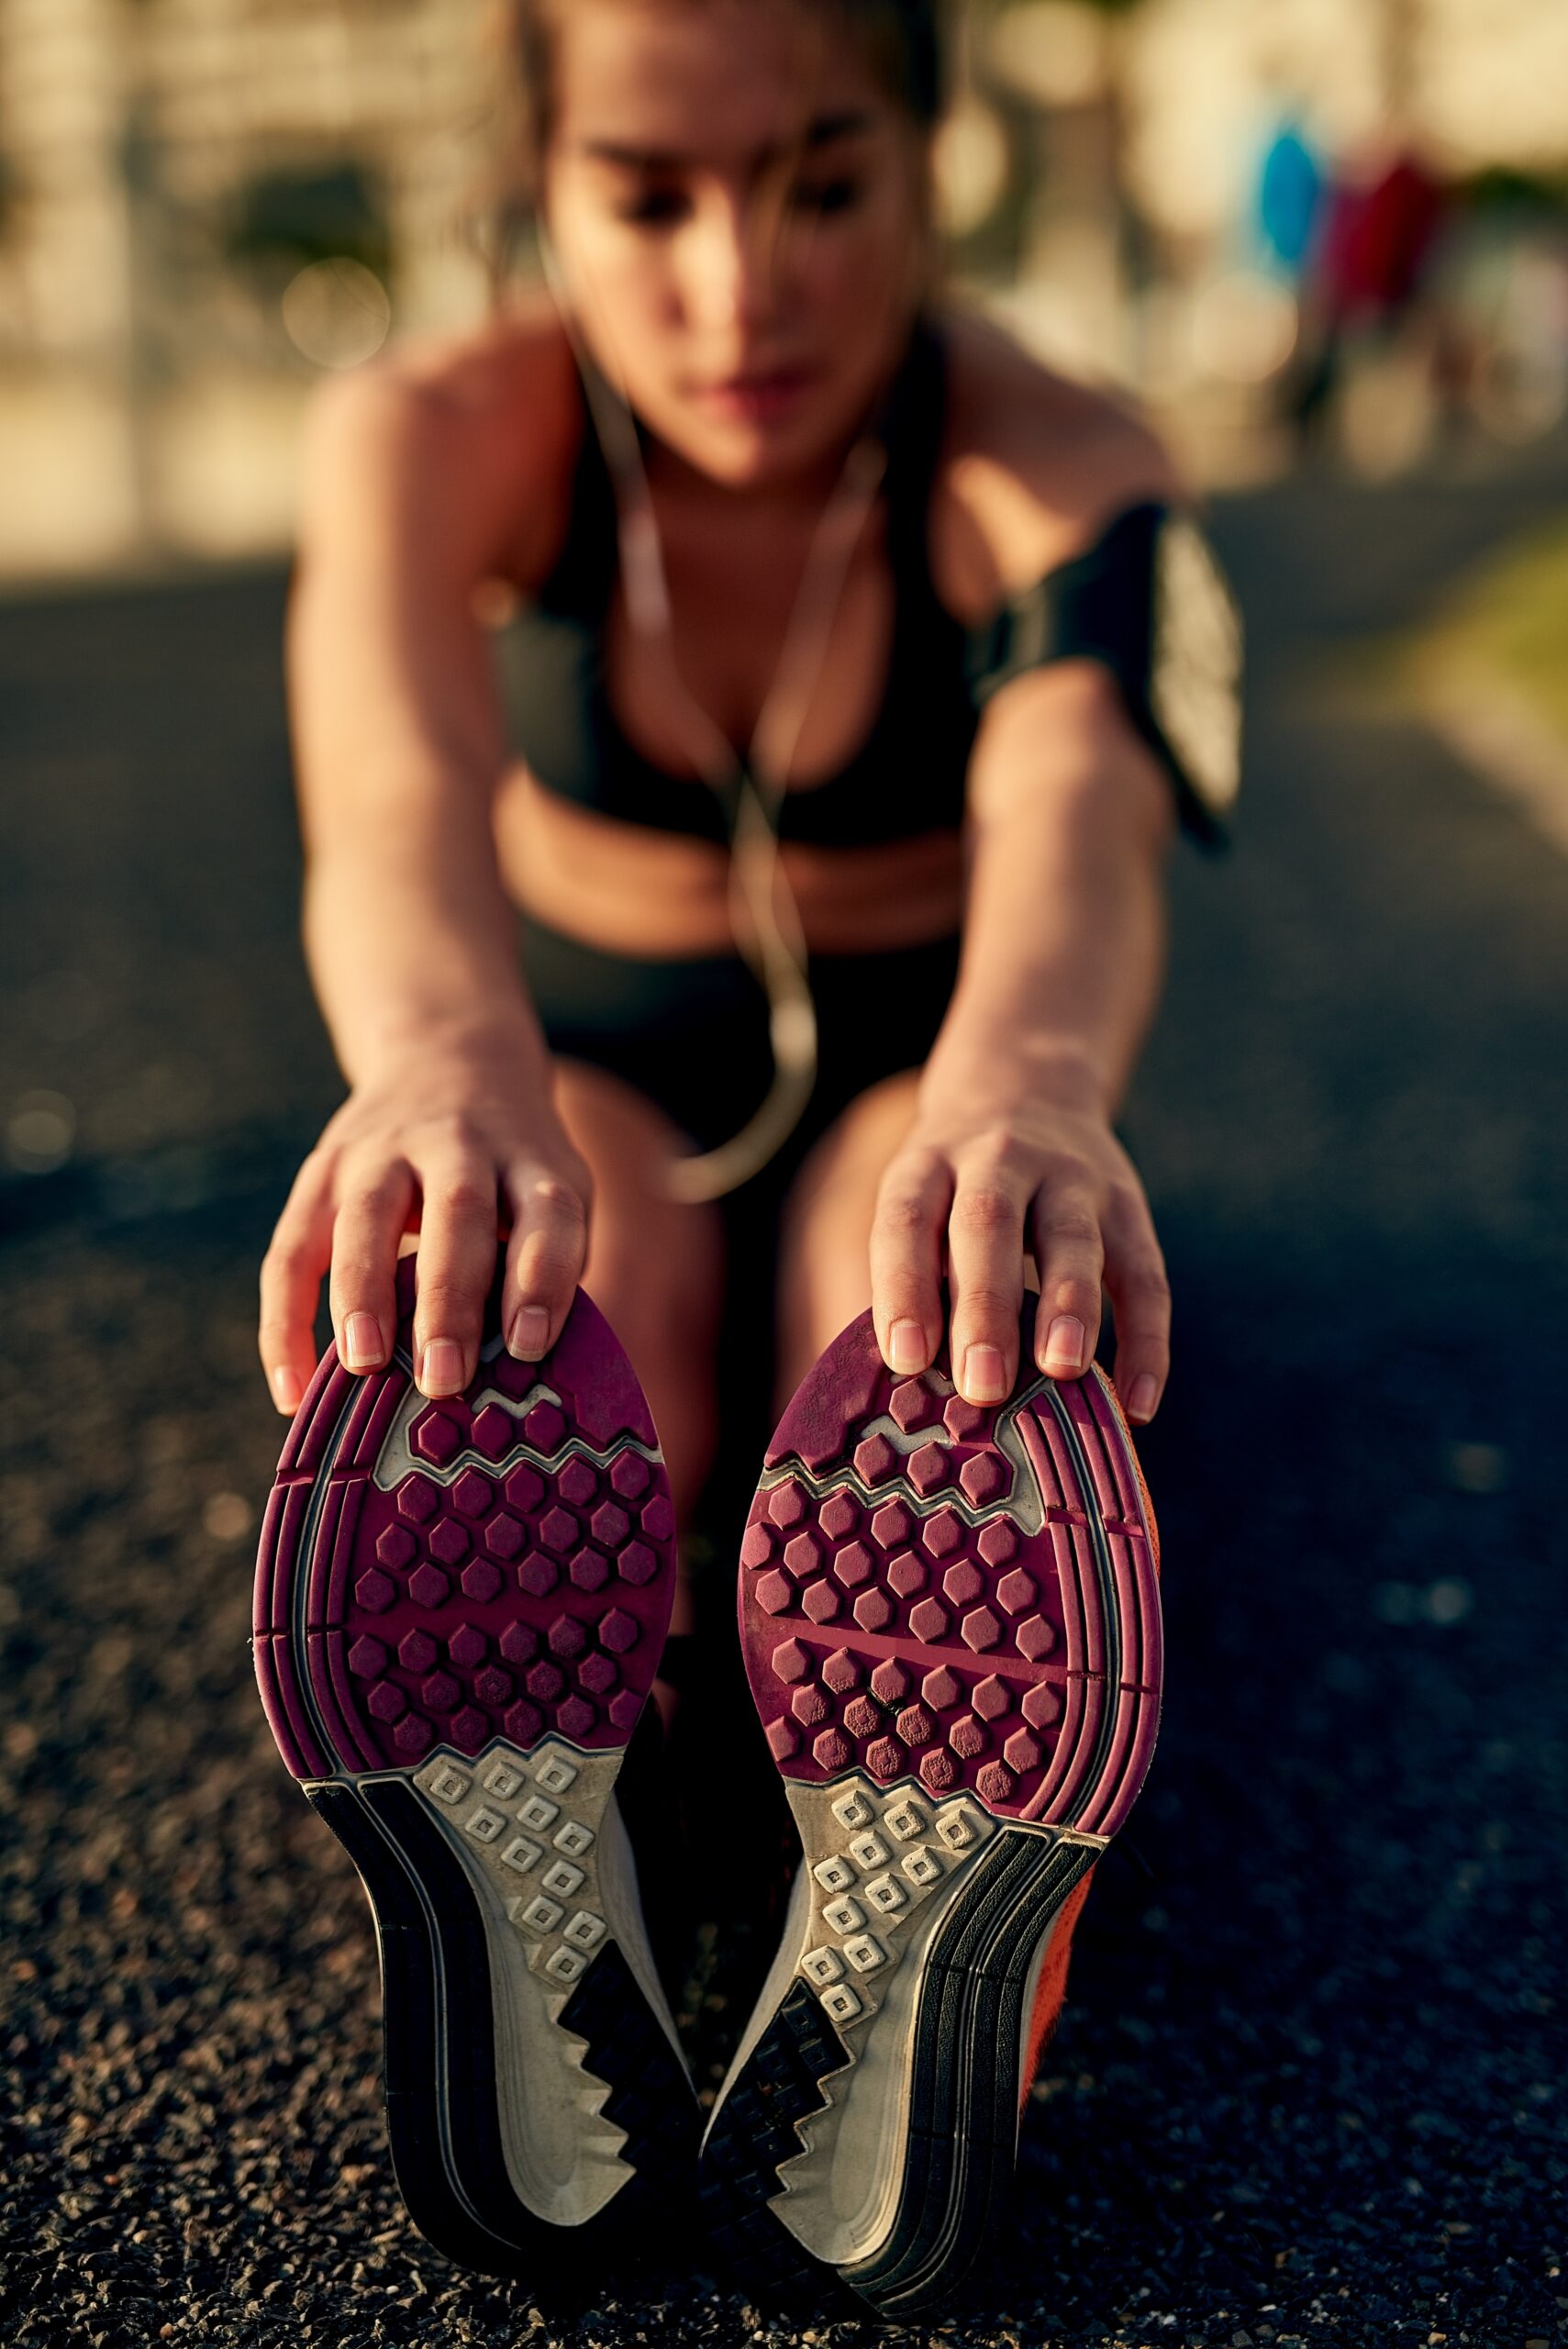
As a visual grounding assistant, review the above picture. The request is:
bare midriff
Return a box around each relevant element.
[493,764,969,959]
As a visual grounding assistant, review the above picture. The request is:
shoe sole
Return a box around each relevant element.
[252,1259,696,2275]
[700,1306,1161,2316]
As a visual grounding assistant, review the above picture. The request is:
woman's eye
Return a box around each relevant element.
[792,176,863,217]
[617,187,689,227]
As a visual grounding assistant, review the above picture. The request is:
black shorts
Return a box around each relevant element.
[517,911,963,1535]
[518,911,963,1211]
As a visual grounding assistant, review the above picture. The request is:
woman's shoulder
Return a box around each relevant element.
[358,293,573,416]
[296,292,582,589]
[929,304,1183,618]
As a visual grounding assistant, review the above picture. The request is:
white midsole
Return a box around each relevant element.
[412,1733,686,2229]
[706,1769,1102,2269]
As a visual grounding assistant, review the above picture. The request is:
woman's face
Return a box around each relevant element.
[539,0,929,487]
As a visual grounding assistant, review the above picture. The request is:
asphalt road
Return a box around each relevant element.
[3,453,1566,2349]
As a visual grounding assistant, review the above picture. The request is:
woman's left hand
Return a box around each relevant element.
[868,1071,1170,1423]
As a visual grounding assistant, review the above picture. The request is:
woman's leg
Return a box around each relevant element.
[773,1070,923,1413]
[550,1058,725,1638]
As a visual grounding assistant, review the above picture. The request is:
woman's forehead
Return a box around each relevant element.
[549,0,893,164]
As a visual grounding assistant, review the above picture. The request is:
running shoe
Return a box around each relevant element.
[252,1257,697,2276]
[700,1303,1162,2316]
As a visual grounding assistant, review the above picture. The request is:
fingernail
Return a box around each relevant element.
[888,1318,926,1374]
[1127,1373,1159,1421]
[343,1311,384,1372]
[1043,1315,1085,1377]
[507,1305,550,1362]
[270,1366,303,1416]
[419,1338,464,1397]
[962,1343,1007,1404]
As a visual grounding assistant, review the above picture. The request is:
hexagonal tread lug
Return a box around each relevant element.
[733,1300,1162,1837]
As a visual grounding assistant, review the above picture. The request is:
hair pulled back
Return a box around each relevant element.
[508,0,944,168]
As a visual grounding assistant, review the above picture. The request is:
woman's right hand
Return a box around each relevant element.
[258,1029,593,1416]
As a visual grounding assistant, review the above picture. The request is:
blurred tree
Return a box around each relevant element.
[224,161,390,279]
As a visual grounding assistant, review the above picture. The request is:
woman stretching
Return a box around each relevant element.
[251,0,1240,2315]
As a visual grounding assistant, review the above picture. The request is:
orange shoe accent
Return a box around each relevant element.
[1101,1368,1162,1577]
[1018,1866,1097,2115]
[1012,1371,1159,2116]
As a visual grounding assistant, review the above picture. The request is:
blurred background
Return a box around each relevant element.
[4,6,1566,2346]
[2,0,1567,580]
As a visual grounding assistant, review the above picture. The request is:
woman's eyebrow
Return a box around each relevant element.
[580,107,876,173]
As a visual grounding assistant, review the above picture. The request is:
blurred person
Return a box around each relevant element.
[1254,113,1325,282]
[1320,144,1445,333]
[250,0,1240,2311]
[1287,139,1447,451]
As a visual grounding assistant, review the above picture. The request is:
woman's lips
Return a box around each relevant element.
[690,365,815,424]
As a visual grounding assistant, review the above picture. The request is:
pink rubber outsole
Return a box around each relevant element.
[253,1263,678,1785]
[738,1308,1162,1839]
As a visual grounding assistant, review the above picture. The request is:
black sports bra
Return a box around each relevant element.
[492,321,1240,850]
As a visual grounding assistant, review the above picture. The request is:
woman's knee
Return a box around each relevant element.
[774,1071,921,1402]
[550,1059,724,1500]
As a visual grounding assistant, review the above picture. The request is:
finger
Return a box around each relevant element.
[868,1147,951,1375]
[1100,1184,1171,1422]
[327,1158,417,1376]
[946,1156,1029,1405]
[1028,1189,1106,1384]
[259,1162,335,1414]
[502,1160,591,1359]
[410,1150,503,1397]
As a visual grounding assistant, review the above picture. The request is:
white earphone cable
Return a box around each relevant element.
[536,223,888,1203]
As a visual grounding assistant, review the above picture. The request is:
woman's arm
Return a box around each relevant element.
[259,343,592,1414]
[288,367,542,1083]
[869,657,1176,1420]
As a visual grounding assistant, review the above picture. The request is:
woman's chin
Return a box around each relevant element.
[659,399,864,493]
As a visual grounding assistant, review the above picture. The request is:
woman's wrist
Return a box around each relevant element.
[917,1021,1111,1127]
[302,841,550,1097]
[345,1005,552,1095]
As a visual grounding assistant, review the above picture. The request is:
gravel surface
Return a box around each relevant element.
[3,465,1566,2346]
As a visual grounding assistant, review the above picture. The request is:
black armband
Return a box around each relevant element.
[966,500,1243,848]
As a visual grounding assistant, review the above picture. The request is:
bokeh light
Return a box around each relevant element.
[6,1092,76,1174]
[934,95,1010,237]
[280,256,392,370]
[1188,272,1300,387]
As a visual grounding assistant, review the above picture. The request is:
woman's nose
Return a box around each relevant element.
[683,193,775,335]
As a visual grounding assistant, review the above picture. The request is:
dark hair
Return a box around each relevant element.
[510,0,945,161]
[472,0,944,295]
